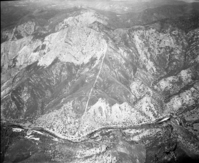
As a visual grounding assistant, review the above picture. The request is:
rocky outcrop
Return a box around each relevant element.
[1,6,199,163]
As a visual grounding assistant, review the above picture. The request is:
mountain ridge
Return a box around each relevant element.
[1,2,199,163]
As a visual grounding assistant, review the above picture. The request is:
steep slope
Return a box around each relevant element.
[1,4,199,163]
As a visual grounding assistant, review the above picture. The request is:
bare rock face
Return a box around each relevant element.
[17,21,35,37]
[1,3,199,163]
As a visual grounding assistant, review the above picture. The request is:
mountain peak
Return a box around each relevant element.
[1,1,199,163]
[55,9,108,31]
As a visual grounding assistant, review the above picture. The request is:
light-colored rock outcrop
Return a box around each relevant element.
[1,7,199,163]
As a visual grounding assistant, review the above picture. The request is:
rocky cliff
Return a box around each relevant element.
[1,2,199,163]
